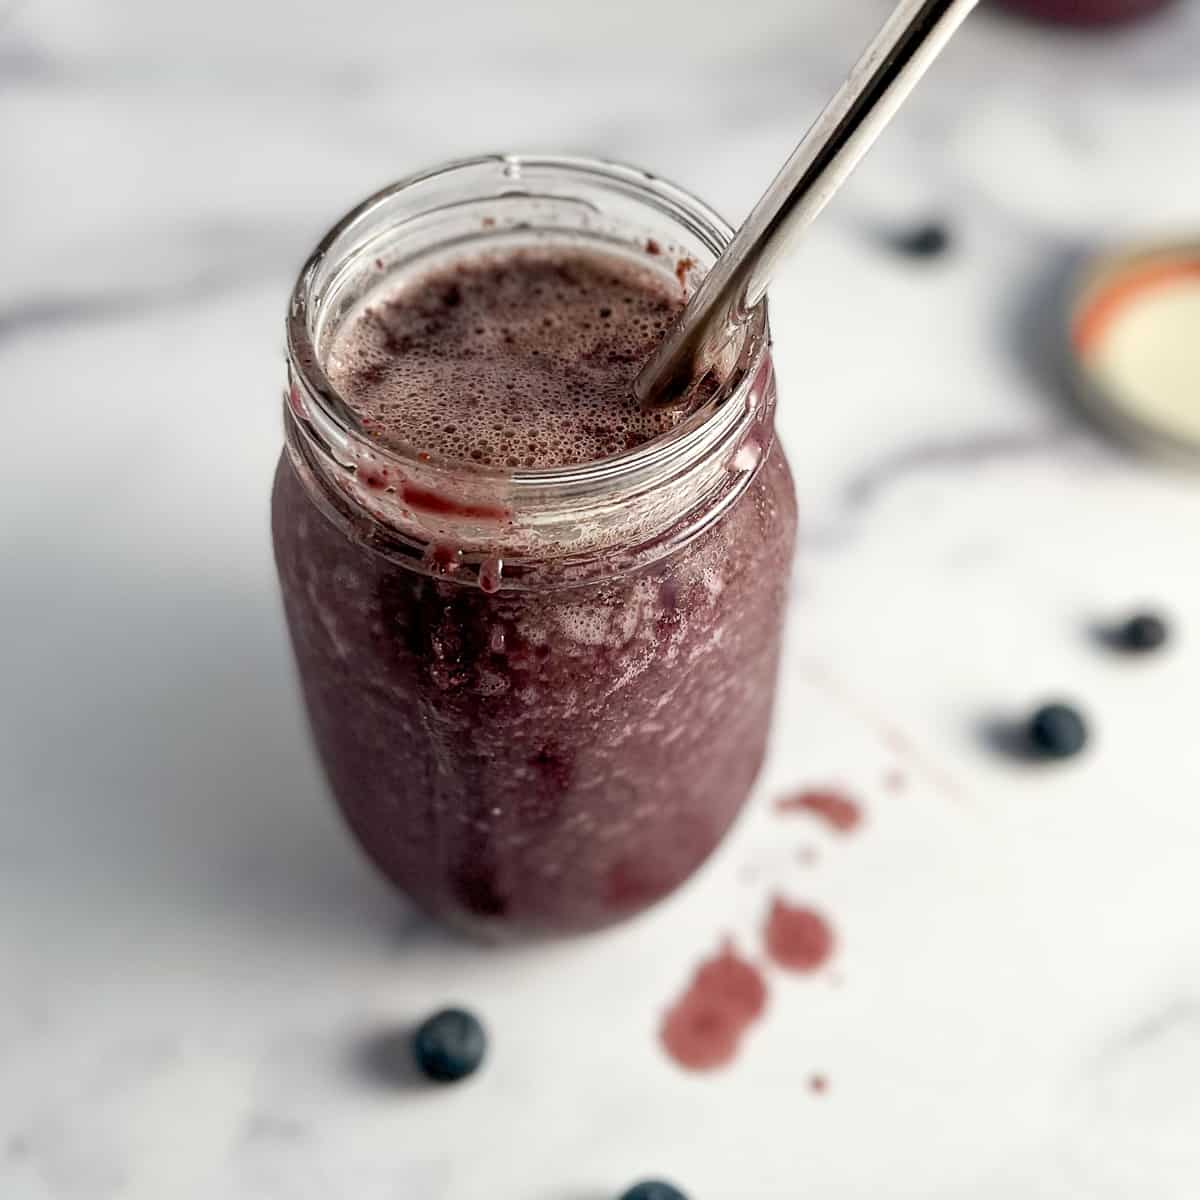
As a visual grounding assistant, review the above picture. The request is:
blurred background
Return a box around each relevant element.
[3,2,1200,1198]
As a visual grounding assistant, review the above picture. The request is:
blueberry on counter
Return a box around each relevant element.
[1117,611,1169,652]
[887,221,951,259]
[1028,703,1089,759]
[412,1008,487,1083]
[619,1182,688,1200]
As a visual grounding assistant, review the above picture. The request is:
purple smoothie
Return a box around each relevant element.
[324,248,693,467]
[273,243,796,937]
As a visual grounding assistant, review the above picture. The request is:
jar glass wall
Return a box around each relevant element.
[272,157,797,937]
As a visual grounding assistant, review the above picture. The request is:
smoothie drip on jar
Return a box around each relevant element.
[325,246,700,470]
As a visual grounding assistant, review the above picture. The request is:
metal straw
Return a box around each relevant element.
[635,0,980,408]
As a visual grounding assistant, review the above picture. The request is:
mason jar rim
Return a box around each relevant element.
[285,153,769,495]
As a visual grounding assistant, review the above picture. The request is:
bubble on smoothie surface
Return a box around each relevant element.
[325,246,700,469]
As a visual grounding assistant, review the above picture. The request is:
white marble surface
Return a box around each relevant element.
[4,1,1200,1196]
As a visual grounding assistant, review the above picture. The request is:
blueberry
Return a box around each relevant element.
[619,1182,688,1200]
[1118,611,1169,652]
[1028,703,1088,759]
[412,1008,486,1083]
[888,221,951,259]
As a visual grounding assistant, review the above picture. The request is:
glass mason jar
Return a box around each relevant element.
[996,0,1173,25]
[272,156,797,938]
